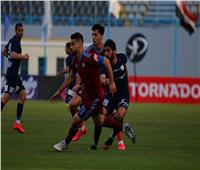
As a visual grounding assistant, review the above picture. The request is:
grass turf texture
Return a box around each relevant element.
[1,100,199,170]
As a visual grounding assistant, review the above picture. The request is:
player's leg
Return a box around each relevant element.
[103,98,136,149]
[111,98,129,150]
[65,88,76,112]
[64,88,71,112]
[53,112,82,151]
[1,93,11,111]
[102,95,122,131]
[116,98,136,146]
[69,94,82,116]
[116,106,127,150]
[13,88,26,133]
[103,108,126,150]
[54,99,97,151]
[102,96,121,149]
[12,77,27,133]
[1,81,14,110]
[89,110,104,150]
[70,94,87,142]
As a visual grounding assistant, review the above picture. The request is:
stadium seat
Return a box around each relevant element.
[1,1,200,27]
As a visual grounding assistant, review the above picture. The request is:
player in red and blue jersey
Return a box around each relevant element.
[56,42,88,141]
[1,23,29,133]
[69,24,105,142]
[50,32,135,151]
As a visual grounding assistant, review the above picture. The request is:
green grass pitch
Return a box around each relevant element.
[1,100,199,170]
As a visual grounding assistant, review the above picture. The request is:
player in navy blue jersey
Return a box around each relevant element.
[1,23,29,133]
[102,39,136,150]
[88,24,129,150]
[57,42,76,104]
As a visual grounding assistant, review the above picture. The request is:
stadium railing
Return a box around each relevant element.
[1,1,200,27]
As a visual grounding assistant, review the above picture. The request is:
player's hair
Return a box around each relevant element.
[92,24,105,35]
[15,23,23,30]
[104,39,116,50]
[66,42,71,48]
[71,32,84,43]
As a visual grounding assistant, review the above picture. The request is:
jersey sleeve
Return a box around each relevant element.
[5,39,17,59]
[99,65,106,75]
[10,39,18,52]
[70,58,77,76]
[84,50,105,66]
[121,53,127,64]
[5,40,10,49]
[65,57,71,67]
[96,55,105,65]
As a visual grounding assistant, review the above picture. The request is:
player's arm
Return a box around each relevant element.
[2,47,8,57]
[57,66,70,75]
[100,74,109,86]
[103,58,117,95]
[10,52,29,60]
[50,71,75,103]
[72,73,81,92]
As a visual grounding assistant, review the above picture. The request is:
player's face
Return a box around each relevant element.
[15,26,23,40]
[70,39,81,55]
[105,46,113,59]
[65,47,71,55]
[92,30,103,45]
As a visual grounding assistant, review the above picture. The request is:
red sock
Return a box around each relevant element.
[117,131,123,142]
[103,117,122,131]
[65,126,78,144]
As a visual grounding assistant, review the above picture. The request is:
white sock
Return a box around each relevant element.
[16,120,21,124]
[80,125,85,131]
[118,140,124,144]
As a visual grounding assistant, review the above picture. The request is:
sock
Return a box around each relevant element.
[16,120,21,124]
[16,103,24,122]
[118,140,124,145]
[103,117,122,132]
[1,101,5,111]
[93,125,102,146]
[116,119,123,142]
[117,131,123,143]
[79,122,85,131]
[65,125,79,144]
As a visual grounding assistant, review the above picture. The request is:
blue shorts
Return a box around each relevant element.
[79,97,102,121]
[102,93,129,114]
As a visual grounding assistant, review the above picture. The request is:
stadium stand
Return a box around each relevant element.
[1,1,200,26]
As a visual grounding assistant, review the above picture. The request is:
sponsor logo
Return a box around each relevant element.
[126,33,148,63]
[129,82,200,99]
[128,76,200,104]
[23,76,38,99]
